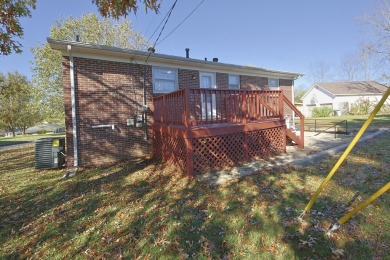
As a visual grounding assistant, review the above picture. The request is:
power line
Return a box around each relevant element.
[147,4,172,43]
[144,13,157,37]
[145,0,178,64]
[157,0,205,46]
[152,0,178,48]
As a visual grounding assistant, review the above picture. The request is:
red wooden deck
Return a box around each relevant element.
[152,88,304,177]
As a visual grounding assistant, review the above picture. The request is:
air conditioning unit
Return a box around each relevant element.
[35,137,66,169]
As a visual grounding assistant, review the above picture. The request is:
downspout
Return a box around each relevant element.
[292,75,303,130]
[67,44,78,168]
[291,79,296,129]
[142,73,148,140]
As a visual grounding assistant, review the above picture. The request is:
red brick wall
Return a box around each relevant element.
[178,71,234,89]
[63,57,153,167]
[240,75,268,90]
[178,69,199,89]
[279,79,294,117]
[216,73,229,89]
[280,79,293,103]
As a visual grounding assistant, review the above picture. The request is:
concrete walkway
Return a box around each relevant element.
[198,128,389,185]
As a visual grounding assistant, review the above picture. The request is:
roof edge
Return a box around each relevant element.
[47,38,304,79]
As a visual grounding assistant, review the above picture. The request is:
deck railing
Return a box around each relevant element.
[153,88,284,127]
[283,95,305,148]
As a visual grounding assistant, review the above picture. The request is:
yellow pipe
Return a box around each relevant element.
[338,181,390,225]
[303,87,390,213]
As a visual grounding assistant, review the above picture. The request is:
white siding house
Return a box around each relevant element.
[302,81,389,117]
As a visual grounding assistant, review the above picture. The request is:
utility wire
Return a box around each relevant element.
[144,13,157,37]
[157,0,205,46]
[145,0,178,64]
[127,1,176,71]
[147,5,172,43]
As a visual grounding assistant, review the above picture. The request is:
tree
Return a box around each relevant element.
[93,0,161,18]
[0,0,36,55]
[339,52,361,81]
[0,72,41,136]
[31,13,150,121]
[307,60,335,84]
[294,84,307,103]
[363,0,390,58]
[360,0,390,82]
[359,42,378,81]
[0,0,160,56]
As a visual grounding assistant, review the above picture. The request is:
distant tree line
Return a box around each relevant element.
[0,72,42,136]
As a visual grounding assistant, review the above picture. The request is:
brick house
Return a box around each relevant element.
[48,38,303,176]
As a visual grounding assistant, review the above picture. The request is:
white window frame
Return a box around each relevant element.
[228,74,240,89]
[268,78,279,90]
[152,67,178,93]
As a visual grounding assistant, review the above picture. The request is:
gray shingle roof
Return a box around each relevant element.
[47,38,303,79]
[315,81,388,95]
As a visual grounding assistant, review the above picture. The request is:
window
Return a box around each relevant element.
[152,67,178,93]
[228,75,240,89]
[268,78,279,89]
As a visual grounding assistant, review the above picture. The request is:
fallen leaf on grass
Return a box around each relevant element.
[331,248,344,258]
[299,235,317,248]
[283,219,298,227]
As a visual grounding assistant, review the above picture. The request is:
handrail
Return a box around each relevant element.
[283,95,305,148]
[283,95,304,118]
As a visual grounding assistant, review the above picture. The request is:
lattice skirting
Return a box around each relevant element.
[153,131,187,174]
[247,126,285,159]
[153,126,285,176]
[193,127,285,175]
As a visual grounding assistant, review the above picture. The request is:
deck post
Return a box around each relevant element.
[184,88,191,128]
[279,90,284,119]
[256,92,260,120]
[243,132,249,161]
[283,125,287,152]
[163,94,167,124]
[185,137,195,178]
[242,90,248,125]
[184,88,195,177]
[242,90,249,161]
[300,116,305,149]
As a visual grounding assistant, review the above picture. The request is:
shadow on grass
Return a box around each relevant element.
[0,140,31,147]
[0,135,389,258]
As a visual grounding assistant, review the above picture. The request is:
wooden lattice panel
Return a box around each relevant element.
[193,133,244,175]
[153,131,187,173]
[247,127,284,159]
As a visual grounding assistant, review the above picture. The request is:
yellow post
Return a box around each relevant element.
[338,181,390,225]
[299,87,390,219]
[327,181,390,235]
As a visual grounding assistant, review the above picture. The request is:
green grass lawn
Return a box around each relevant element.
[0,132,389,258]
[0,134,65,147]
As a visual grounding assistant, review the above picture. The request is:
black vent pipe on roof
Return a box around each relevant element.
[185,48,190,58]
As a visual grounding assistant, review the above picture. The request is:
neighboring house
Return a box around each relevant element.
[25,123,62,134]
[48,38,303,176]
[302,81,389,117]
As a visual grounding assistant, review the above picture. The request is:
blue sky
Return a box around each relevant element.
[0,0,377,88]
